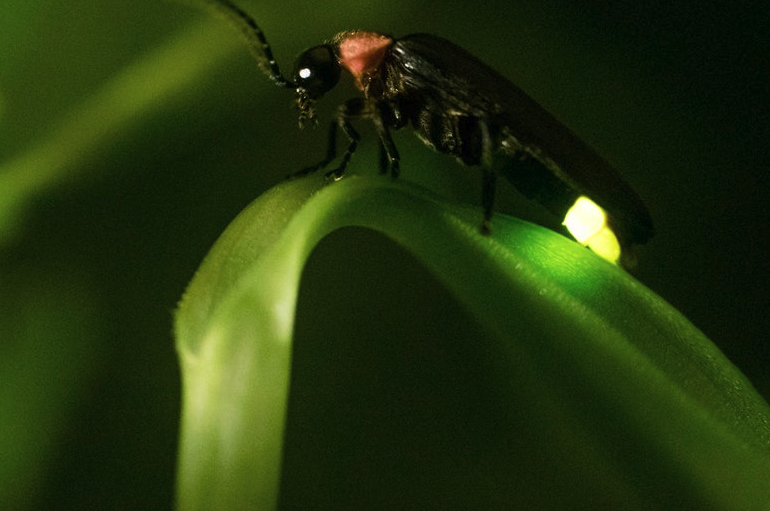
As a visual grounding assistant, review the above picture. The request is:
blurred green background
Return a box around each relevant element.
[1,0,767,509]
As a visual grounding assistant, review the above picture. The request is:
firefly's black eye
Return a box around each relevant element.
[292,45,341,98]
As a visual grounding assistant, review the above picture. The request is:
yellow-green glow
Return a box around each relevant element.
[563,196,621,264]
[564,197,605,242]
[585,225,621,264]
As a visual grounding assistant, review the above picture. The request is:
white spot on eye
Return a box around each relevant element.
[298,67,312,79]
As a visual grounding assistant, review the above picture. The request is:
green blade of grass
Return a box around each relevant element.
[175,173,770,510]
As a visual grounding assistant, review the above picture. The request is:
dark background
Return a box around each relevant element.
[1,0,767,508]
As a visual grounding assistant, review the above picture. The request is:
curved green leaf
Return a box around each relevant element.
[175,173,770,510]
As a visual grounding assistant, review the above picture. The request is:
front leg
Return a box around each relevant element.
[291,98,366,180]
[324,99,364,180]
[291,98,404,180]
[290,120,338,178]
[327,98,404,180]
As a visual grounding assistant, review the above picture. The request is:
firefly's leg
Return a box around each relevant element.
[292,98,364,180]
[481,167,496,235]
[290,121,338,178]
[324,99,364,180]
[479,119,495,234]
[371,102,401,179]
[377,142,389,175]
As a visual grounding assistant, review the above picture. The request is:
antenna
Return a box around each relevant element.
[195,0,295,88]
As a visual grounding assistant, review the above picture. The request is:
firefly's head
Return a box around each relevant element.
[291,31,393,127]
[291,45,341,127]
